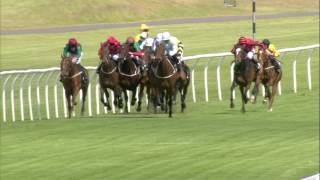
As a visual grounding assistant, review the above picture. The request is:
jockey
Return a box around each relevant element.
[262,39,281,72]
[96,36,121,73]
[135,24,150,42]
[63,38,83,64]
[135,32,148,50]
[152,32,163,52]
[62,38,88,82]
[231,36,261,71]
[140,37,154,50]
[125,37,144,71]
[162,32,184,71]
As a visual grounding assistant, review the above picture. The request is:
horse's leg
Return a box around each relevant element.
[160,90,166,111]
[165,91,169,113]
[151,87,158,114]
[100,88,108,107]
[267,84,277,112]
[65,91,72,118]
[168,91,173,118]
[80,85,88,116]
[130,87,137,106]
[115,86,123,109]
[136,84,144,112]
[123,89,129,113]
[230,80,237,108]
[251,79,261,104]
[71,86,80,115]
[104,89,111,111]
[263,84,270,104]
[239,86,246,113]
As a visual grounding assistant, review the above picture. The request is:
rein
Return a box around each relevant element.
[152,57,177,79]
[118,59,140,77]
[101,65,117,75]
[61,71,83,79]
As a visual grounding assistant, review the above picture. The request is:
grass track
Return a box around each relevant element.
[0,16,319,180]
[1,91,319,180]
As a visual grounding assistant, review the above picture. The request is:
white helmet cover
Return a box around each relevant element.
[162,32,171,41]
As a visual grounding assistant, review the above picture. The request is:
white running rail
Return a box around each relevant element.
[1,44,319,122]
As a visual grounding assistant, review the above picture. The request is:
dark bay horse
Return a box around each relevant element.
[60,56,89,118]
[98,44,123,110]
[136,46,154,112]
[118,43,142,113]
[150,42,184,117]
[256,47,282,112]
[230,45,259,113]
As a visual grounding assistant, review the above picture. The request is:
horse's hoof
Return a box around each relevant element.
[230,104,235,108]
[107,106,112,111]
[136,106,141,112]
[267,108,273,112]
[262,99,268,104]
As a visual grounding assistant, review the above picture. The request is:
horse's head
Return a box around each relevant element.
[257,45,269,66]
[154,42,166,63]
[234,45,247,61]
[141,46,154,65]
[118,43,130,63]
[60,55,73,77]
[101,43,111,62]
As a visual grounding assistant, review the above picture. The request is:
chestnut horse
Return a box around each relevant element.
[60,56,89,118]
[150,42,184,117]
[98,44,123,110]
[118,43,142,113]
[230,45,259,113]
[254,46,282,112]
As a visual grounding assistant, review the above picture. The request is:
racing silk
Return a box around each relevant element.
[135,32,149,42]
[164,36,181,56]
[63,44,83,64]
[140,38,154,49]
[267,44,280,57]
[63,44,82,58]
[128,43,143,58]
[152,33,163,52]
[238,37,259,52]
[98,40,121,59]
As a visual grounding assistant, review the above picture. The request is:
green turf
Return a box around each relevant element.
[1,16,319,180]
[1,16,319,70]
[1,0,318,30]
[1,91,319,180]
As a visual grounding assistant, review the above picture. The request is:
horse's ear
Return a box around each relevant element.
[61,54,64,59]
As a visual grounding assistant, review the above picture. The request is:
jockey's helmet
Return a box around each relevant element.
[140,24,149,31]
[126,37,135,44]
[162,32,171,41]
[262,39,270,46]
[68,38,78,46]
[107,36,117,45]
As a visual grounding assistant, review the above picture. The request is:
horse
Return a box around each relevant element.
[255,46,282,112]
[177,62,190,112]
[229,45,259,113]
[150,42,184,117]
[136,46,154,112]
[118,43,142,113]
[98,44,123,110]
[60,56,89,118]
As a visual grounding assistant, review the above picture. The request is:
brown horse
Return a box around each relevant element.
[255,47,282,112]
[136,46,154,112]
[60,56,89,118]
[118,43,142,113]
[230,45,258,113]
[98,44,123,110]
[150,42,184,117]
